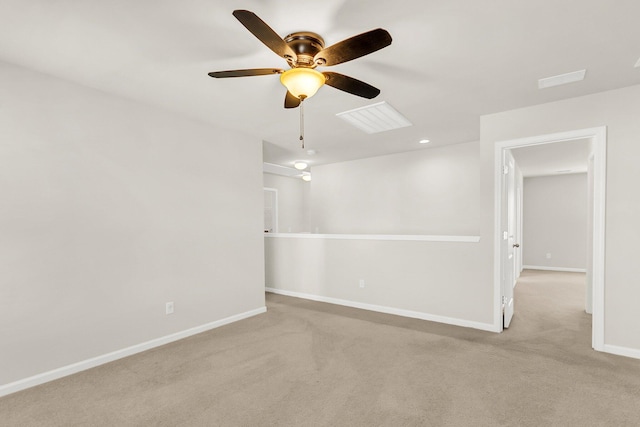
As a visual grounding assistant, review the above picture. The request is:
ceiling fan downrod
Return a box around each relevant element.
[299,97,305,149]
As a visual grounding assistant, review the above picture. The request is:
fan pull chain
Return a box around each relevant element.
[299,98,305,149]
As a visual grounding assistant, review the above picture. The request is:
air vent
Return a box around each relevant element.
[538,69,586,89]
[336,101,412,134]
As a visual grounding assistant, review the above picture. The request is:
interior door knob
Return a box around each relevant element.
[513,243,520,248]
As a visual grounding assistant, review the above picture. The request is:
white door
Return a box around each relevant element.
[502,151,518,328]
[515,185,523,278]
[264,188,278,233]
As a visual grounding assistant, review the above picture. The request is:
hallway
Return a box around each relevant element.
[506,269,591,350]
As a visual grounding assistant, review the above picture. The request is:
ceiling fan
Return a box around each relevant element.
[208,10,392,109]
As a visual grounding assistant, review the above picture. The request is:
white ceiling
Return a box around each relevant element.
[1,0,639,169]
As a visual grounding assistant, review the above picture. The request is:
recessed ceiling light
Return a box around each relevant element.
[419,139,430,144]
[294,161,308,170]
[336,101,412,134]
[538,69,586,89]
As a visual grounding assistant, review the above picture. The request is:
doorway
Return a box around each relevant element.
[515,151,591,306]
[512,269,590,344]
[493,127,606,351]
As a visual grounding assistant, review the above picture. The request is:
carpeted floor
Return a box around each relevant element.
[2,270,640,426]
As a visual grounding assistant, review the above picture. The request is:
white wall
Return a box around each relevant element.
[265,236,491,329]
[481,84,640,354]
[522,173,588,270]
[0,62,265,388]
[263,173,310,233]
[264,84,640,356]
[264,141,493,328]
[310,141,480,235]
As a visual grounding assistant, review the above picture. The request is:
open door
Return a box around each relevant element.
[502,150,519,328]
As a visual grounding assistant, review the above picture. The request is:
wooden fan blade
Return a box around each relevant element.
[233,10,296,61]
[208,68,283,78]
[322,72,380,99]
[314,28,392,66]
[284,91,301,109]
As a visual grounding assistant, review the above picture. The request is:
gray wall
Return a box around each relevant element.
[310,141,480,235]
[523,174,588,270]
[263,173,310,233]
[0,62,265,386]
[481,84,640,352]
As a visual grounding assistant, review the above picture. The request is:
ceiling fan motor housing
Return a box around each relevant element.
[284,32,325,67]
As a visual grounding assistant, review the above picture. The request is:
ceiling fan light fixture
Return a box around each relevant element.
[280,68,326,99]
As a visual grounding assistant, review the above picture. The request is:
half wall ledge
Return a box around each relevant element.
[264,233,480,243]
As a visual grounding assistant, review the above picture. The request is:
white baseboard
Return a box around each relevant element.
[602,344,640,360]
[266,287,498,333]
[523,265,587,273]
[0,306,267,398]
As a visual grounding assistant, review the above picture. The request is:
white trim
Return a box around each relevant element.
[0,307,267,397]
[266,287,498,333]
[602,344,640,360]
[493,126,606,353]
[591,127,607,352]
[523,265,587,273]
[264,233,480,243]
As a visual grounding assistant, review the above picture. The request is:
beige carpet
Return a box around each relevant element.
[3,270,640,426]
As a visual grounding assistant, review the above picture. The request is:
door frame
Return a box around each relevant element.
[493,126,607,351]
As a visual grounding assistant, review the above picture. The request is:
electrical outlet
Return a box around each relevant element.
[546,253,552,259]
[359,279,365,288]
[166,302,174,315]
